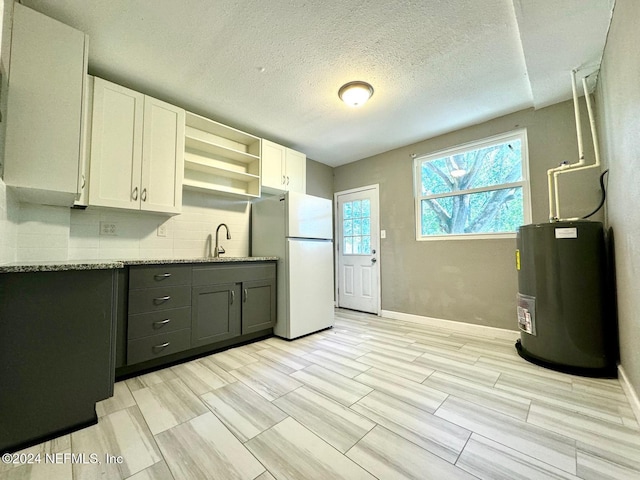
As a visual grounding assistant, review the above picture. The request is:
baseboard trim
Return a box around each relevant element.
[618,365,640,425]
[380,309,519,341]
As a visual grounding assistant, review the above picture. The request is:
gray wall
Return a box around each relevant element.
[595,0,640,399]
[306,158,334,200]
[334,100,600,330]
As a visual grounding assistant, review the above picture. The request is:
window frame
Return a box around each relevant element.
[413,129,532,241]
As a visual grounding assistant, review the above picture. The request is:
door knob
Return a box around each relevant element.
[371,258,377,263]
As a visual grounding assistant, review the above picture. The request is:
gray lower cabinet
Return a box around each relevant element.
[126,264,192,365]
[191,283,241,347]
[242,278,277,334]
[122,261,276,370]
[0,269,117,453]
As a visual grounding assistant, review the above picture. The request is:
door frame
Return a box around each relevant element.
[334,184,381,315]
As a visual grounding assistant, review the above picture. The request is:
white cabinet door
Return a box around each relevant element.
[261,139,306,194]
[3,3,88,206]
[89,78,184,213]
[141,96,185,214]
[89,78,144,210]
[261,139,286,192]
[285,149,306,194]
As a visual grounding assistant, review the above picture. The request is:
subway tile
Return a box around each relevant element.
[156,412,264,480]
[200,382,287,442]
[131,378,209,435]
[351,390,470,464]
[456,434,581,480]
[72,406,162,480]
[96,381,136,418]
[347,425,477,480]
[424,371,531,421]
[291,364,372,406]
[274,387,375,453]
[354,368,448,413]
[435,396,577,474]
[246,417,375,480]
[170,359,236,396]
[230,360,302,401]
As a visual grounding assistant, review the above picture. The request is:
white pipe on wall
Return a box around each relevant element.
[582,76,601,168]
[546,70,602,221]
[571,69,586,165]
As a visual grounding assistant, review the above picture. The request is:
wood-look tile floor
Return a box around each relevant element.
[2,309,640,480]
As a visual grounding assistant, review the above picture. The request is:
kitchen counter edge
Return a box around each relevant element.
[0,257,278,274]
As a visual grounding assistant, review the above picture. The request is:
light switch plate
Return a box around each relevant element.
[380,229,386,239]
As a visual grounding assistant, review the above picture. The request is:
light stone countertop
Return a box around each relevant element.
[0,257,278,274]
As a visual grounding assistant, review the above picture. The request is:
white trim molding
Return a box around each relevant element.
[380,309,520,341]
[618,365,640,426]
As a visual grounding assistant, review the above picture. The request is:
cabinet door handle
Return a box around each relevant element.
[286,176,290,185]
[153,295,171,304]
[153,342,170,350]
[81,175,86,189]
[154,273,172,280]
[230,290,235,304]
[141,188,147,202]
[282,175,286,185]
[243,288,248,302]
[132,186,138,201]
[153,319,171,328]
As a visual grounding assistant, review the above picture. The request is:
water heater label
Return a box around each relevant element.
[517,293,536,336]
[555,227,578,239]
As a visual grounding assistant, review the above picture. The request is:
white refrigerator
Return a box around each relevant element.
[252,191,334,339]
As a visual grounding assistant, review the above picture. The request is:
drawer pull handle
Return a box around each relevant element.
[153,319,171,328]
[153,342,170,350]
[154,295,171,304]
[154,273,172,280]
[230,290,235,304]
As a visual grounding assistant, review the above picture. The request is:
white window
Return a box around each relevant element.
[414,129,531,240]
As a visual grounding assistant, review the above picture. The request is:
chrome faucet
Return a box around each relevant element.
[214,223,231,258]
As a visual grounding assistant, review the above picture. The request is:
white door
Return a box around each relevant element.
[336,185,380,314]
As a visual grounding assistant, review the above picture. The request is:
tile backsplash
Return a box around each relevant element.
[2,188,253,264]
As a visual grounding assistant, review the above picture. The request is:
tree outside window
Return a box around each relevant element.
[414,130,531,239]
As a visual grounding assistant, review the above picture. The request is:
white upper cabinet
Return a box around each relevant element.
[183,112,261,198]
[261,139,306,194]
[3,3,88,206]
[89,78,184,214]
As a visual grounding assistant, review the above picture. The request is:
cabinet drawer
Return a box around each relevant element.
[128,307,191,340]
[129,265,191,289]
[128,285,191,314]
[192,263,276,286]
[127,328,191,365]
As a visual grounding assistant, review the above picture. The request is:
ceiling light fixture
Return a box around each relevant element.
[338,81,374,107]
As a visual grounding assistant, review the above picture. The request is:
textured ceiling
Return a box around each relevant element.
[22,0,614,167]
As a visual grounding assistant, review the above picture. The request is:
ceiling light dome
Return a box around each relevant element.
[338,81,374,107]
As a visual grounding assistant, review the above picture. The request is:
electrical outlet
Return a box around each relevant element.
[380,229,386,239]
[157,224,167,237]
[100,222,117,236]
